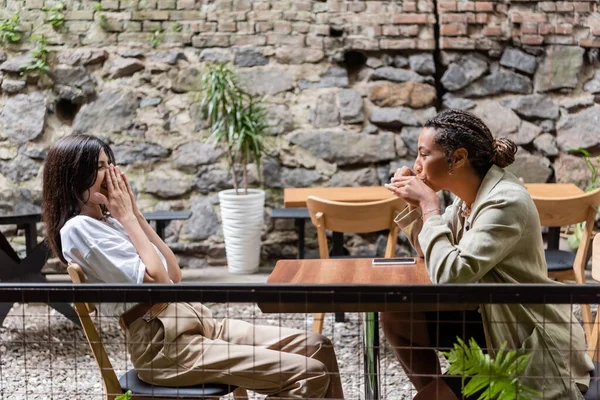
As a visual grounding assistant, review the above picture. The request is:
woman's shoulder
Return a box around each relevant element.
[61,215,115,239]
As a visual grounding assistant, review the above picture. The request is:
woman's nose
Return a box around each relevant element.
[413,163,422,173]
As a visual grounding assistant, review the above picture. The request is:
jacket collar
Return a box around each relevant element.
[465,165,505,226]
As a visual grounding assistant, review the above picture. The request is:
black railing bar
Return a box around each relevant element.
[0,283,600,304]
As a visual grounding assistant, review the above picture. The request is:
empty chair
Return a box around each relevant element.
[67,263,247,400]
[306,195,406,334]
[530,187,600,342]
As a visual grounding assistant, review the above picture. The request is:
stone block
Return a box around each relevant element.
[101,0,119,10]
[482,26,503,37]
[132,11,170,21]
[474,1,493,12]
[65,10,95,20]
[255,22,273,32]
[441,23,467,36]
[143,21,162,31]
[191,33,230,47]
[177,0,196,10]
[573,2,591,12]
[292,22,310,34]
[457,1,475,12]
[440,37,475,49]
[391,13,429,24]
[230,34,266,46]
[157,0,176,9]
[274,20,292,34]
[438,1,457,12]
[123,20,142,32]
[380,38,418,49]
[266,33,305,47]
[66,21,92,33]
[218,20,237,32]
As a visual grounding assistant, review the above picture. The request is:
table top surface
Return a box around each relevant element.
[283,183,585,208]
[267,258,431,285]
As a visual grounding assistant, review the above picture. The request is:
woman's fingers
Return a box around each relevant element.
[106,164,116,192]
[114,166,127,192]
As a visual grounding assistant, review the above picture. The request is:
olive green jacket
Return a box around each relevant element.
[395,165,593,399]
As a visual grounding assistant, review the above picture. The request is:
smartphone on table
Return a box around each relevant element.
[372,257,416,265]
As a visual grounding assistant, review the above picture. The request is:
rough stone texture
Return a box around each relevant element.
[1,79,26,94]
[261,156,282,188]
[150,50,186,65]
[473,101,520,137]
[511,121,542,146]
[233,48,268,67]
[409,54,435,75]
[172,66,203,93]
[145,169,192,198]
[535,46,584,92]
[441,55,488,91]
[327,167,379,187]
[505,149,552,183]
[456,69,533,97]
[193,165,232,193]
[265,104,294,135]
[556,107,600,150]
[442,94,475,110]
[183,195,220,240]
[0,93,46,145]
[533,133,559,157]
[0,54,37,73]
[585,71,600,95]
[0,154,40,183]
[0,189,41,215]
[500,95,560,120]
[240,68,295,95]
[56,49,108,66]
[199,49,231,63]
[51,66,96,103]
[338,89,363,124]
[499,48,537,75]
[298,67,349,89]
[281,167,320,187]
[400,127,422,155]
[559,95,595,112]
[368,81,436,109]
[370,67,434,84]
[111,141,170,165]
[275,47,324,64]
[286,130,395,166]
[312,92,340,128]
[72,90,139,135]
[369,107,436,129]
[105,57,145,78]
[554,153,600,190]
[173,141,224,173]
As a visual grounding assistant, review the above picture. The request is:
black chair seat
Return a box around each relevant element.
[545,249,576,272]
[584,361,599,400]
[119,369,236,398]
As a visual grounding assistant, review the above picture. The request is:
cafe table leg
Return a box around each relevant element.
[363,311,380,400]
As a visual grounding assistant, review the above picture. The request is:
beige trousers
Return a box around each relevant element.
[124,302,344,399]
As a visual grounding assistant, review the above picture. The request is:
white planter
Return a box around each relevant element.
[218,189,265,274]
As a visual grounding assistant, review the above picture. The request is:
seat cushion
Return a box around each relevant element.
[119,369,235,398]
[584,361,599,400]
[545,249,576,272]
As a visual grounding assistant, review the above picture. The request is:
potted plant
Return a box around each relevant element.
[198,63,267,274]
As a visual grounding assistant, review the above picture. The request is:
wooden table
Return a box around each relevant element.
[259,258,473,400]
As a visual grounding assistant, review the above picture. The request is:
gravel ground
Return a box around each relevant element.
[0,303,591,400]
[0,303,419,400]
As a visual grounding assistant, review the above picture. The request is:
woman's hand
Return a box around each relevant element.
[386,176,440,213]
[92,165,136,222]
[391,166,415,183]
[118,168,142,218]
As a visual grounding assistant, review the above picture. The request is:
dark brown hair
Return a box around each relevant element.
[42,135,115,264]
[424,109,517,177]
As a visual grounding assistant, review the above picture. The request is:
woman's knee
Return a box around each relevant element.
[303,359,330,397]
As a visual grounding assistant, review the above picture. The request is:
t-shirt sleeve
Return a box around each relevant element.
[62,218,146,284]
[85,238,146,284]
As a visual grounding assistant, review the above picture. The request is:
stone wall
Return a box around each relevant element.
[1,0,600,269]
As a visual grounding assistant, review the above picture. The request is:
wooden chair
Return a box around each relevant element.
[67,264,248,400]
[530,188,600,343]
[306,195,406,333]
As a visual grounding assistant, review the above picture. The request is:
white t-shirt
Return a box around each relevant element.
[60,215,169,317]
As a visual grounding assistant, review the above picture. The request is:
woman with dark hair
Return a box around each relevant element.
[383,109,593,399]
[42,134,344,399]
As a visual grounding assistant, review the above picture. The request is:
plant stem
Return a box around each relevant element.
[242,154,248,195]
[226,146,239,194]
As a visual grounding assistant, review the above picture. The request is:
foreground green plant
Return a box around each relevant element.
[443,337,540,400]
[0,14,22,44]
[115,390,132,400]
[19,34,50,76]
[44,1,66,31]
[198,63,267,194]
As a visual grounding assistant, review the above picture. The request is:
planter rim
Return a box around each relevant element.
[219,188,265,197]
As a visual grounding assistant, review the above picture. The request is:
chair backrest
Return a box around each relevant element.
[589,234,600,361]
[306,196,406,259]
[67,264,122,397]
[531,188,600,282]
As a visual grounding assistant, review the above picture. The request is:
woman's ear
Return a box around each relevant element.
[451,148,469,170]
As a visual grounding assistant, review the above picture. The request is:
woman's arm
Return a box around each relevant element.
[419,196,526,284]
[96,165,170,283]
[119,169,181,283]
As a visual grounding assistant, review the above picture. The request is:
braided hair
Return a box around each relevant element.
[424,109,517,178]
